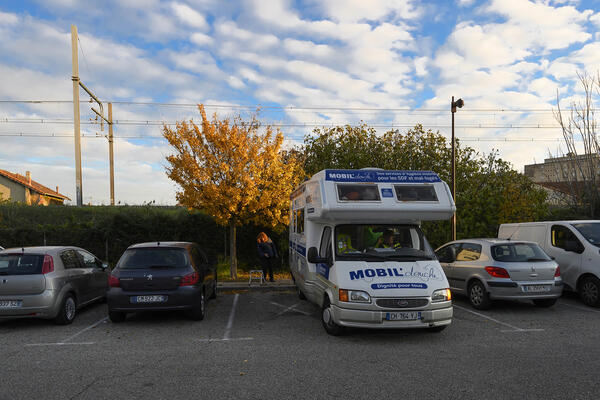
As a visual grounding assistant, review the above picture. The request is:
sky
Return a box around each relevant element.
[1,0,600,205]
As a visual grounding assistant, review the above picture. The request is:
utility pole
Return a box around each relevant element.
[71,24,114,206]
[108,103,115,205]
[71,25,83,206]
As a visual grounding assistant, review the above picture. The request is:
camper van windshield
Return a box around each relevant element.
[335,224,435,261]
[572,223,600,247]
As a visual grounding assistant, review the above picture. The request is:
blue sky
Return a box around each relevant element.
[1,0,600,204]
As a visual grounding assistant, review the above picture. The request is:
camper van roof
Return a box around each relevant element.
[293,169,455,224]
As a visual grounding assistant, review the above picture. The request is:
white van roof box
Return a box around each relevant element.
[292,169,456,224]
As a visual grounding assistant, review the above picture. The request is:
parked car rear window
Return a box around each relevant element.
[491,243,551,262]
[0,254,45,275]
[116,248,189,270]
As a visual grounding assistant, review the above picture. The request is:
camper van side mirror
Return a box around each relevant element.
[307,247,327,264]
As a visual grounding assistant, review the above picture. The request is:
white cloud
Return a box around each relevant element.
[171,2,208,30]
[190,32,212,46]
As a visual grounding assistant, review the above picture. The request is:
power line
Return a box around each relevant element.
[0,117,564,129]
[0,132,575,142]
[0,99,571,113]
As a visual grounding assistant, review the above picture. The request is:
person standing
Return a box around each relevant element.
[257,232,278,282]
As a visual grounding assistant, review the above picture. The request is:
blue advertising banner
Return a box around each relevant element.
[325,170,441,183]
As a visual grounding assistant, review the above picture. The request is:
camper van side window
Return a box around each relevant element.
[320,227,332,260]
[337,184,380,201]
[394,185,438,202]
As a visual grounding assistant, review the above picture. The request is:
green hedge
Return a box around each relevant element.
[0,204,288,270]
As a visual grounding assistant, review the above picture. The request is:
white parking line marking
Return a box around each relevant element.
[269,301,311,316]
[61,317,108,344]
[24,342,95,347]
[454,305,544,332]
[559,300,600,314]
[223,293,239,340]
[24,317,108,347]
[198,337,254,342]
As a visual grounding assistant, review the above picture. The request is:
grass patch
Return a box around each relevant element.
[216,257,291,281]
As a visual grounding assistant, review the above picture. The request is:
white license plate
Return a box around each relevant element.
[385,312,421,321]
[0,300,22,308]
[131,295,167,303]
[522,285,551,293]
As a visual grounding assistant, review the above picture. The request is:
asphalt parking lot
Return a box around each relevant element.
[2,290,600,400]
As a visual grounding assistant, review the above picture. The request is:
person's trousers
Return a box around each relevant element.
[260,257,275,281]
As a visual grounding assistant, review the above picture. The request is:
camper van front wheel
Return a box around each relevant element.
[297,287,306,300]
[322,298,344,336]
[579,276,600,307]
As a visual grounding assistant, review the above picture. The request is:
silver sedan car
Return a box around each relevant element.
[0,246,109,324]
[435,239,562,309]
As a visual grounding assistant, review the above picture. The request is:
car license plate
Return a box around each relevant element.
[0,300,22,308]
[385,312,421,321]
[522,285,551,293]
[130,295,167,304]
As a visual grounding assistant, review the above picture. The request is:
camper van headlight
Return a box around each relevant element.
[339,289,371,303]
[431,288,452,303]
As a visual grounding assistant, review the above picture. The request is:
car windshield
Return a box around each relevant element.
[571,223,600,248]
[116,248,189,270]
[335,224,435,261]
[491,243,551,262]
[0,254,45,275]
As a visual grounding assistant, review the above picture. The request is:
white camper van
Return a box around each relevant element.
[499,221,600,307]
[289,169,455,335]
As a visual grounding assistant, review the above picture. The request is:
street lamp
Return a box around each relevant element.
[451,96,464,241]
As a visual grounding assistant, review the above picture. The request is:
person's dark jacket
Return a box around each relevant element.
[257,240,278,259]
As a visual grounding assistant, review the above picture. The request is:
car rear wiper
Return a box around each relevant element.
[148,265,174,269]
[527,258,549,262]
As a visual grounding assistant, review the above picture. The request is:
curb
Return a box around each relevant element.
[217,280,296,292]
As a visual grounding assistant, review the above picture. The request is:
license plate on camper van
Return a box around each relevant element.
[385,312,421,321]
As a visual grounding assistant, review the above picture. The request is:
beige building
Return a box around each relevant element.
[524,154,600,205]
[0,169,70,205]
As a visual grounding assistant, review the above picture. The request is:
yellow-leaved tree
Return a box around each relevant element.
[163,105,304,278]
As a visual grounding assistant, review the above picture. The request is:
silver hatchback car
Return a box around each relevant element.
[0,246,109,324]
[435,239,562,309]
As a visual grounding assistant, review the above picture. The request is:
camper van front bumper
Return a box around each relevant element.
[330,302,452,329]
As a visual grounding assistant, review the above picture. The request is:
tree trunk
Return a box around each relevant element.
[229,218,237,279]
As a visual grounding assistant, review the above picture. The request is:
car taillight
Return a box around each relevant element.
[108,275,120,287]
[485,266,510,278]
[180,272,199,286]
[42,255,54,274]
[554,266,561,277]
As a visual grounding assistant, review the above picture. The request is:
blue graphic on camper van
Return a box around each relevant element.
[371,283,428,289]
[325,170,441,183]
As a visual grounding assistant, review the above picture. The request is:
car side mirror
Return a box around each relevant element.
[307,247,328,265]
[101,261,109,270]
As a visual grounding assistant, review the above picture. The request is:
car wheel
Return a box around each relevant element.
[298,286,306,300]
[579,276,600,307]
[428,325,447,333]
[321,298,344,336]
[54,294,77,325]
[468,281,492,310]
[189,290,206,321]
[108,310,126,323]
[532,298,557,307]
